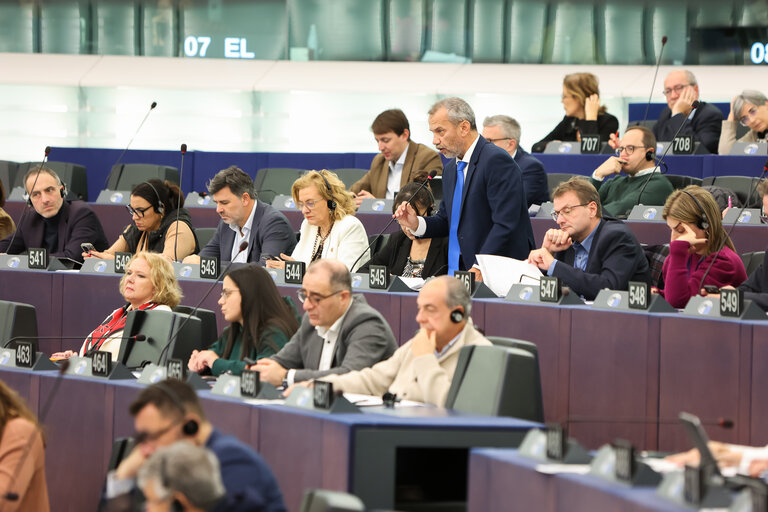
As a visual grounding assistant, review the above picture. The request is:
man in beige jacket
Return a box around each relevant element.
[316,275,491,406]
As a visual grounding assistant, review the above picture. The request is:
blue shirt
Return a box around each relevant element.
[547,220,601,275]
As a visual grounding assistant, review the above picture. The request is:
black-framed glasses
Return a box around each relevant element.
[134,421,177,444]
[551,203,590,221]
[297,289,343,305]
[662,84,690,96]
[486,137,511,144]
[614,145,647,156]
[126,204,152,218]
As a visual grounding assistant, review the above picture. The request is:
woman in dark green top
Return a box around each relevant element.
[187,265,299,376]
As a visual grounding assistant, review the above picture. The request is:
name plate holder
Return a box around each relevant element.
[199,256,219,280]
[173,262,201,280]
[682,294,766,321]
[656,464,732,508]
[210,371,282,400]
[517,423,592,464]
[359,198,394,213]
[0,346,57,371]
[723,208,763,225]
[627,204,666,222]
[588,440,661,487]
[0,254,30,271]
[64,355,134,380]
[454,270,499,298]
[80,258,115,275]
[136,363,209,390]
[284,383,360,414]
[284,261,305,285]
[349,273,416,293]
[505,283,584,306]
[591,288,675,313]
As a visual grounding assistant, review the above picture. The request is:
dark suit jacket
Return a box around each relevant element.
[515,148,549,207]
[423,136,535,269]
[550,219,652,300]
[532,113,619,153]
[0,200,108,263]
[739,249,768,311]
[653,101,723,154]
[358,230,448,278]
[350,140,443,197]
[198,200,296,263]
[271,294,397,382]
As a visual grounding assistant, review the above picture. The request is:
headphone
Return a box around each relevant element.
[153,382,199,437]
[645,149,655,162]
[450,308,464,323]
[318,171,337,211]
[144,181,166,215]
[25,172,67,206]
[681,189,710,231]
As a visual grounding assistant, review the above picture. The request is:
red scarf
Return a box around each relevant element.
[84,302,160,354]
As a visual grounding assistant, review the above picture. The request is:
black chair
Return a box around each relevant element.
[117,310,203,369]
[0,300,38,353]
[367,233,389,258]
[16,161,89,201]
[173,306,218,348]
[105,164,179,193]
[0,161,19,197]
[547,173,577,197]
[299,489,364,512]
[702,176,761,208]
[194,228,216,251]
[742,251,765,277]
[665,174,703,190]
[444,344,544,422]
[253,168,307,204]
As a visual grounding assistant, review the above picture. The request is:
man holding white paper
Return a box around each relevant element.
[527,177,651,300]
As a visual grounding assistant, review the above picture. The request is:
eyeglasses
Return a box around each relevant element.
[134,421,177,444]
[126,205,152,218]
[551,203,590,221]
[739,106,760,127]
[486,137,511,144]
[297,199,321,210]
[297,289,343,305]
[220,288,238,300]
[614,145,647,156]
[662,84,690,96]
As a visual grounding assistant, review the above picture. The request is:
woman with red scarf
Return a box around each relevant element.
[52,252,183,361]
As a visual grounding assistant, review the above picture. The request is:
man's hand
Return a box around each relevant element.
[114,446,148,480]
[394,202,419,232]
[672,86,696,117]
[528,248,554,271]
[749,458,768,478]
[469,267,483,282]
[354,190,375,208]
[541,228,573,253]
[593,156,626,180]
[254,358,288,386]
[584,93,600,121]
[283,380,313,398]
[410,328,437,358]
[182,254,201,264]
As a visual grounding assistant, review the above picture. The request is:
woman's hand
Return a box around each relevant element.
[265,253,293,269]
[84,250,114,260]
[677,223,708,249]
[584,94,600,121]
[727,95,737,122]
[50,350,77,361]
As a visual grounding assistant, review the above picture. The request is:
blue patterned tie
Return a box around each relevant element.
[448,161,467,275]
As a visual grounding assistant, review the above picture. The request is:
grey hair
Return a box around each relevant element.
[483,115,521,142]
[137,441,225,509]
[207,165,257,199]
[734,90,768,122]
[684,70,698,86]
[428,97,477,130]
[429,275,472,317]
[307,259,352,292]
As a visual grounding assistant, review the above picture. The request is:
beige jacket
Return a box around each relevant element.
[0,418,49,512]
[718,120,765,155]
[320,321,491,406]
[350,140,443,198]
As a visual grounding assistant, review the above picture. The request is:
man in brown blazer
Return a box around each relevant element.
[351,109,443,207]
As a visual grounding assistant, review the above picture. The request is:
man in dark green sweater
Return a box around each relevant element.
[589,125,673,217]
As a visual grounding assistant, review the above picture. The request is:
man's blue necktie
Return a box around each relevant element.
[447,161,467,275]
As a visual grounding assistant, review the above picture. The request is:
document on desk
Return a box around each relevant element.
[535,463,591,475]
[399,277,425,290]
[476,254,541,297]
[343,393,425,408]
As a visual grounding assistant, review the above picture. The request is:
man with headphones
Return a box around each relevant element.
[299,276,492,407]
[0,166,108,262]
[589,125,674,218]
[106,379,286,511]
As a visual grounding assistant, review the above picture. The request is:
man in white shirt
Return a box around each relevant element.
[255,259,397,387]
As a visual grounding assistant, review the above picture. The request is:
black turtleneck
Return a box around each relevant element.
[42,207,62,253]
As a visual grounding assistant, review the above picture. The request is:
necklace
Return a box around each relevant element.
[311,222,333,261]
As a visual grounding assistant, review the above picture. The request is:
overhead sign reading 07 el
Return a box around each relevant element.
[184,36,257,59]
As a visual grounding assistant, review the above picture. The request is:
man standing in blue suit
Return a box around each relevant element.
[395,97,535,279]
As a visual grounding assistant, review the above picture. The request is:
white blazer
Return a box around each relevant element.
[291,215,370,272]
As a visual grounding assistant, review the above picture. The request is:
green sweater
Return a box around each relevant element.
[208,325,290,376]
[589,173,674,218]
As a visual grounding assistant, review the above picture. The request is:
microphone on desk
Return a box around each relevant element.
[567,415,734,429]
[173,143,188,262]
[156,241,248,367]
[696,158,768,292]
[2,334,146,351]
[635,100,700,208]
[103,101,158,190]
[2,359,70,504]
[350,170,438,272]
[4,146,51,254]
[641,35,668,123]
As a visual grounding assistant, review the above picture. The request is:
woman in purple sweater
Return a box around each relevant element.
[661,186,747,308]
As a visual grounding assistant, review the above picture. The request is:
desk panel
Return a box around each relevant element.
[750,324,768,446]
[0,271,60,354]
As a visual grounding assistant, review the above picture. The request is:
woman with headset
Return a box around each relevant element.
[359,172,448,278]
[187,265,299,376]
[84,179,198,262]
[265,170,369,272]
[660,186,747,308]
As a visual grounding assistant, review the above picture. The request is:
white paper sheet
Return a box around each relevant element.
[476,254,542,297]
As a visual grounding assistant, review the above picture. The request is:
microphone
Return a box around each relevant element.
[2,359,70,503]
[636,100,700,207]
[4,146,50,254]
[696,158,768,292]
[567,415,733,429]
[2,334,146,350]
[173,143,187,262]
[350,170,438,272]
[641,36,668,123]
[156,241,248,366]
[103,101,158,190]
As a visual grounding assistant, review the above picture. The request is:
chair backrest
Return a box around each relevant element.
[106,164,179,192]
[117,310,203,369]
[547,173,577,197]
[445,344,544,422]
[299,489,365,512]
[0,300,38,353]
[253,168,307,205]
[742,251,765,277]
[665,174,703,190]
[194,228,217,251]
[173,306,218,349]
[702,176,761,208]
[0,161,19,198]
[330,168,368,189]
[367,233,388,258]
[16,161,89,201]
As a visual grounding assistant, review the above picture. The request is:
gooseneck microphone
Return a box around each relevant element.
[350,170,438,272]
[642,36,668,123]
[2,334,146,350]
[567,414,733,429]
[636,100,700,207]
[173,143,187,262]
[103,101,158,190]
[696,158,768,292]
[3,146,51,254]
[2,359,70,505]
[156,241,248,366]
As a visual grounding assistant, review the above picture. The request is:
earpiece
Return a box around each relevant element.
[144,181,165,215]
[25,175,67,206]
[450,309,464,323]
[319,172,337,211]
[645,149,655,162]
[153,382,199,437]
[681,190,709,231]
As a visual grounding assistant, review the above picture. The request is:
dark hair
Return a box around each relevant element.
[207,166,256,199]
[131,179,184,214]
[220,265,299,361]
[393,171,434,216]
[624,125,657,155]
[23,165,62,193]
[371,109,410,137]
[129,379,206,420]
